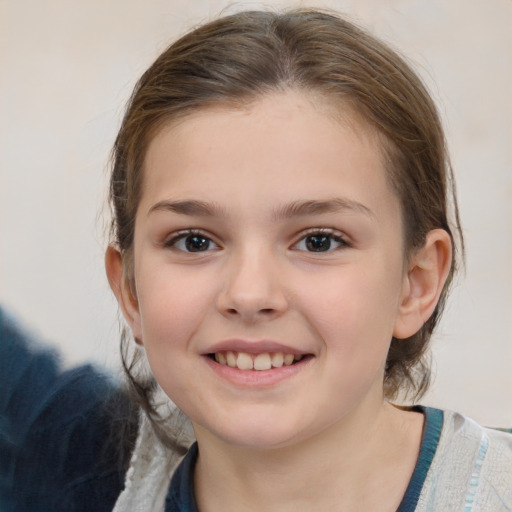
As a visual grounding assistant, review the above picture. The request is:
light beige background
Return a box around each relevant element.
[1,0,511,425]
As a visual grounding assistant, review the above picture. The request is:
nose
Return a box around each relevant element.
[216,248,288,322]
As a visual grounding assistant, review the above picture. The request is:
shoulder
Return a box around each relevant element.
[417,408,512,512]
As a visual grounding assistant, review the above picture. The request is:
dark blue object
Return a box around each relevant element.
[0,308,136,512]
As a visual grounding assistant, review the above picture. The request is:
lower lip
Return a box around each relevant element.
[203,355,313,388]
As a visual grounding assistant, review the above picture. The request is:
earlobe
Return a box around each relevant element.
[393,229,452,339]
[105,245,143,343]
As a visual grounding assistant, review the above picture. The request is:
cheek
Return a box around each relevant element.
[135,262,217,355]
[300,265,401,325]
[295,263,403,359]
[134,266,215,409]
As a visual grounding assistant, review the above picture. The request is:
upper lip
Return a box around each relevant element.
[205,339,309,355]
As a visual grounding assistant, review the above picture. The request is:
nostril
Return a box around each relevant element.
[224,307,277,318]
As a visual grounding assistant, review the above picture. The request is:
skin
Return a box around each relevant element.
[106,90,452,511]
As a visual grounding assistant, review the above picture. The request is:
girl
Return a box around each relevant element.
[1,7,511,512]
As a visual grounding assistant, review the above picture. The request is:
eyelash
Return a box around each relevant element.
[163,229,219,252]
[292,228,350,253]
[163,228,349,254]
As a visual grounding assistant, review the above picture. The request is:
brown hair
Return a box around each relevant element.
[109,8,463,444]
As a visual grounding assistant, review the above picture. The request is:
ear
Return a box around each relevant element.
[393,229,452,339]
[105,245,143,343]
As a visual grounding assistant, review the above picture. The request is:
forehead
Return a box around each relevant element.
[140,91,399,221]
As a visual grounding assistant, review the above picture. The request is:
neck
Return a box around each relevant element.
[193,401,424,512]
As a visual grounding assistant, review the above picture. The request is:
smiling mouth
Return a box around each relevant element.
[209,351,309,371]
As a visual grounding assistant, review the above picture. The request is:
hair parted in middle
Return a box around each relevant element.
[109,8,463,447]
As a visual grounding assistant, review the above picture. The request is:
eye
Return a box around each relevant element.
[293,230,348,253]
[165,231,219,253]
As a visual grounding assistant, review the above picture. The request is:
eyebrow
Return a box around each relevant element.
[148,197,374,220]
[271,198,375,221]
[148,199,226,217]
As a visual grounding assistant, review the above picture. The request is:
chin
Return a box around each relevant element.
[220,428,298,450]
[195,411,306,450]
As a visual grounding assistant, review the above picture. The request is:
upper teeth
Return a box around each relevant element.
[214,351,303,371]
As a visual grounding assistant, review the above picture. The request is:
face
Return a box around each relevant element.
[126,91,411,449]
